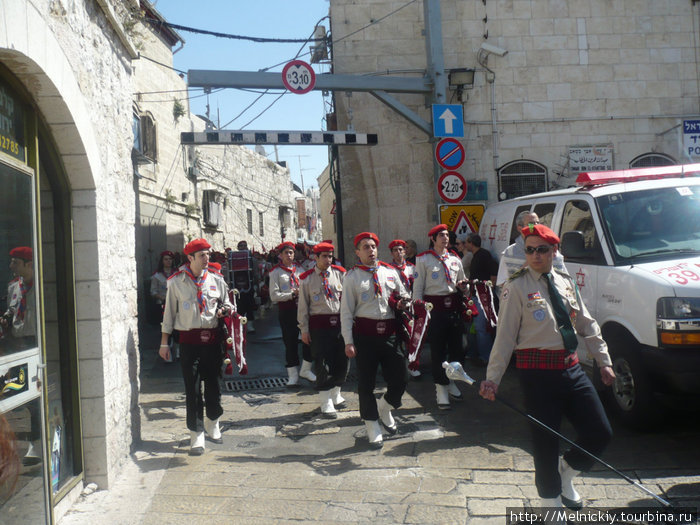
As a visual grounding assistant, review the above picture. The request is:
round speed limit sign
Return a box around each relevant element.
[282,60,316,94]
[437,171,467,204]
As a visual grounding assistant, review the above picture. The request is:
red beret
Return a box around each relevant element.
[353,232,379,248]
[184,238,211,255]
[160,250,174,259]
[277,241,295,252]
[388,239,406,250]
[522,223,560,245]
[428,224,449,237]
[209,262,222,271]
[313,242,334,254]
[9,246,32,261]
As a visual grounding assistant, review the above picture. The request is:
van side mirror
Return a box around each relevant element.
[560,231,586,259]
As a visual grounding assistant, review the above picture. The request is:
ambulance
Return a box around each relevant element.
[479,163,700,426]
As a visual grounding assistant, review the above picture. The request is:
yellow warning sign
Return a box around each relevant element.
[438,204,485,235]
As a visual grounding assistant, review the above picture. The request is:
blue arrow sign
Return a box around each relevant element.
[432,104,464,138]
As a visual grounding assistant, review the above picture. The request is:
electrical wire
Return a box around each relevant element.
[142,17,326,44]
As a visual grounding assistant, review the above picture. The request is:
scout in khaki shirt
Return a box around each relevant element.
[480,224,616,516]
[298,242,347,418]
[160,238,233,456]
[341,232,411,449]
[269,241,316,387]
[413,224,468,410]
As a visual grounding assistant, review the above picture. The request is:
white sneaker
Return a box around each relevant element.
[246,320,256,333]
[204,417,223,444]
[377,396,397,435]
[559,457,582,509]
[330,386,346,408]
[364,420,383,449]
[189,431,205,456]
[436,384,450,410]
[299,360,317,382]
[319,390,338,419]
[286,366,300,388]
[409,368,421,378]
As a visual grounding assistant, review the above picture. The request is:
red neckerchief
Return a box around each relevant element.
[429,250,453,284]
[355,265,381,297]
[279,264,299,288]
[183,264,208,313]
[390,261,411,289]
[319,268,335,299]
[17,278,33,321]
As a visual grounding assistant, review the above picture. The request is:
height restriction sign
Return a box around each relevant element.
[435,138,465,170]
[282,60,316,94]
[437,171,467,204]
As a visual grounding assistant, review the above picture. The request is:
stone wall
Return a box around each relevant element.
[1,0,140,489]
[330,0,699,261]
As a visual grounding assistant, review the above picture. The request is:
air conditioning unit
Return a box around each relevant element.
[202,190,223,228]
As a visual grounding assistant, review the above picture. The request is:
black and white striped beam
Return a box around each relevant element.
[181,130,378,146]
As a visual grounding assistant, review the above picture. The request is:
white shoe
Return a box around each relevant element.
[448,380,463,401]
[246,320,256,333]
[540,497,567,525]
[436,384,450,410]
[559,457,582,509]
[409,368,421,378]
[319,390,338,419]
[330,386,346,408]
[286,366,300,388]
[364,420,383,449]
[189,431,205,456]
[377,396,397,435]
[204,417,223,444]
[299,360,316,382]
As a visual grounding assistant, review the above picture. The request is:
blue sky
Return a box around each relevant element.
[152,0,332,191]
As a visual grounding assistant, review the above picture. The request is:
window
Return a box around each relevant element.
[532,203,556,228]
[560,199,605,264]
[498,160,547,200]
[258,211,264,236]
[132,111,157,163]
[509,205,532,244]
[629,153,675,168]
[202,190,223,228]
[246,209,253,234]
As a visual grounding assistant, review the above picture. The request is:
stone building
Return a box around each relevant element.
[0,1,294,523]
[328,0,700,261]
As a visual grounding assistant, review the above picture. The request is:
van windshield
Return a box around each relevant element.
[597,184,700,261]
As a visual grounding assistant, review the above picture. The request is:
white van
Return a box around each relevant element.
[479,164,700,426]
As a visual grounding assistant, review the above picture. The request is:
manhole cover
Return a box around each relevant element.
[224,376,288,392]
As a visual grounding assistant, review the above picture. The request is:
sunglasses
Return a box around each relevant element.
[524,245,552,255]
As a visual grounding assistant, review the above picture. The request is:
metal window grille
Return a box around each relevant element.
[246,209,253,234]
[498,161,547,200]
[629,153,676,168]
[258,211,264,236]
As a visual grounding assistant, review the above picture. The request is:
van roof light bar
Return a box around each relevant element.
[576,163,700,187]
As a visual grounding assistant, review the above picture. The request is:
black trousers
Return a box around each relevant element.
[180,342,223,431]
[427,309,465,385]
[238,290,256,321]
[278,307,312,367]
[310,327,348,391]
[519,365,613,498]
[354,332,408,421]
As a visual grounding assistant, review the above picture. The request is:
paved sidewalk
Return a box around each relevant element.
[59,310,700,524]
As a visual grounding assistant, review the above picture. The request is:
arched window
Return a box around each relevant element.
[497,160,547,201]
[629,153,675,168]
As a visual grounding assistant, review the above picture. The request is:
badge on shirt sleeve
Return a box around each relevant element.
[431,271,439,280]
[361,292,370,302]
[313,294,320,302]
[183,301,190,310]
[533,309,546,321]
[282,283,290,291]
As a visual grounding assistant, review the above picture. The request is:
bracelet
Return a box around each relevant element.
[160,344,169,347]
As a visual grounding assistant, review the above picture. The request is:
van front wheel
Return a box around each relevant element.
[605,344,655,428]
